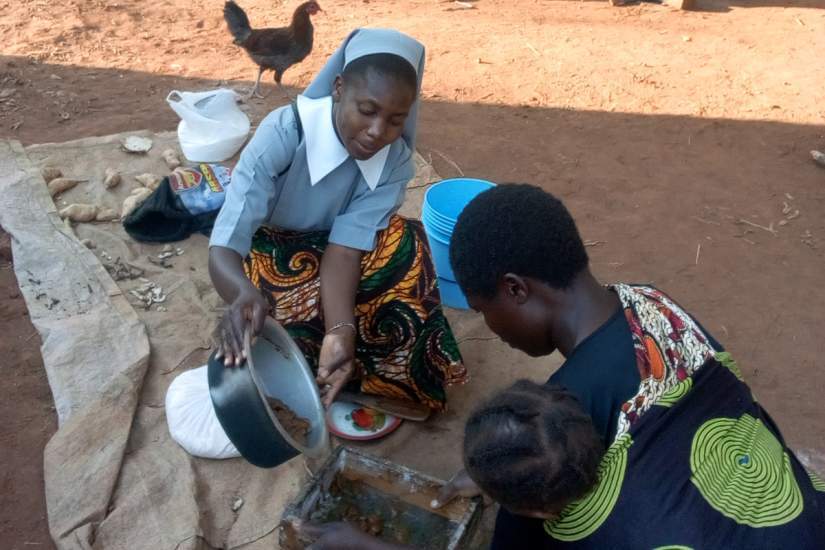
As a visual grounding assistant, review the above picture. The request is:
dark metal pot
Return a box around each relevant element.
[208,317,329,468]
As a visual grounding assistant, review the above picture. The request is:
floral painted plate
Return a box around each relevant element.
[326,401,403,441]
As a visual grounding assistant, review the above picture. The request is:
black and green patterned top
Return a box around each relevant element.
[493,284,825,549]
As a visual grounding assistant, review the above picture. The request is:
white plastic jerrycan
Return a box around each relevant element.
[167,89,251,163]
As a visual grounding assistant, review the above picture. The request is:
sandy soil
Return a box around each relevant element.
[1,0,824,547]
[0,231,56,550]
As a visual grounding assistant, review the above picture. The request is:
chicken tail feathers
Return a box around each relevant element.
[223,1,252,45]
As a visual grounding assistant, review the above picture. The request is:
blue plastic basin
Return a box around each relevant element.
[421,178,495,309]
[437,277,469,310]
[421,210,454,237]
[424,178,495,222]
[422,217,454,281]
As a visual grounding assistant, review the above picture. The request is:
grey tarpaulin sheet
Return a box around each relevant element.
[0,132,455,550]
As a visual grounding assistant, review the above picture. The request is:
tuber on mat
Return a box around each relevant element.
[135,173,163,191]
[103,168,122,189]
[162,149,182,170]
[48,177,86,197]
[121,187,153,218]
[41,167,63,183]
[59,203,99,222]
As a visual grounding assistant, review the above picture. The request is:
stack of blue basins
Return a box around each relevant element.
[422,178,495,309]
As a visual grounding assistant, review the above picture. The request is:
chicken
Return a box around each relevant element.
[223,1,322,99]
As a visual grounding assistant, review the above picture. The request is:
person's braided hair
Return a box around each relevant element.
[463,380,604,515]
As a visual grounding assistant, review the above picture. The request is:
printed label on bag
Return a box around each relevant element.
[169,164,232,214]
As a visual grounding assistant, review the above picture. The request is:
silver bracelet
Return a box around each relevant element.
[326,321,356,335]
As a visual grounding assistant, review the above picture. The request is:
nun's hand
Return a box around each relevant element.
[317,330,356,407]
[213,284,268,367]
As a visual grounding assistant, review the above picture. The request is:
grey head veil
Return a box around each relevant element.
[302,28,425,150]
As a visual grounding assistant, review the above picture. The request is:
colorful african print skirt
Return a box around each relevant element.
[542,285,825,549]
[244,215,467,411]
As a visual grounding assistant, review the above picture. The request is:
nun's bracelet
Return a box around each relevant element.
[326,321,356,335]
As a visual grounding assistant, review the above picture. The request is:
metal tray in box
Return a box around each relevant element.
[280,446,482,550]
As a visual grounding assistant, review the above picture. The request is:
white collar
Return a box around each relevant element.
[296,94,390,191]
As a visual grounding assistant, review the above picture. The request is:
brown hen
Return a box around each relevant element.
[224,1,322,99]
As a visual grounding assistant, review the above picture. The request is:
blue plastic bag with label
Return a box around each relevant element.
[123,163,233,243]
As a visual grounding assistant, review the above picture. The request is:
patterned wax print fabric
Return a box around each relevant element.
[244,215,467,411]
[542,284,825,549]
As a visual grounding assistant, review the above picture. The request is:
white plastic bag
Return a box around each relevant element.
[165,365,241,459]
[166,89,250,163]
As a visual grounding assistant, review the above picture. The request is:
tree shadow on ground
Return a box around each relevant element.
[700,0,825,9]
[2,54,825,548]
[606,0,824,11]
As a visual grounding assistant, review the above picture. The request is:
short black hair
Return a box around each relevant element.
[463,380,603,514]
[449,183,588,299]
[342,53,418,98]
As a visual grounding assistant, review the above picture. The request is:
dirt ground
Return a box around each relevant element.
[0,230,56,550]
[1,0,824,547]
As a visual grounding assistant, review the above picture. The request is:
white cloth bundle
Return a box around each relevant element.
[165,365,241,459]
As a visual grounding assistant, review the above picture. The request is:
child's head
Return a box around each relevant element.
[332,53,419,160]
[449,184,589,356]
[463,380,603,519]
